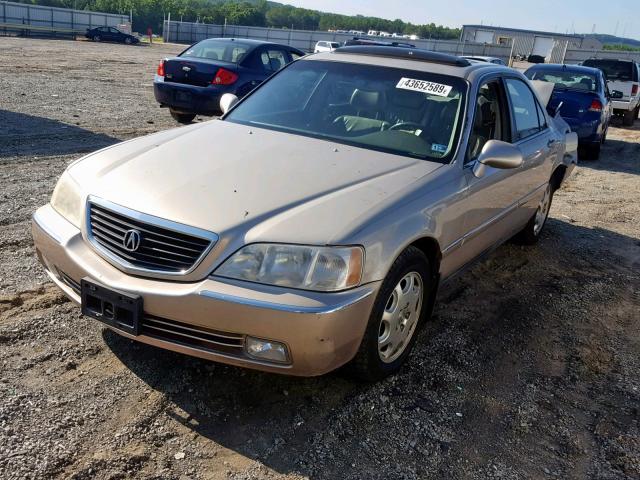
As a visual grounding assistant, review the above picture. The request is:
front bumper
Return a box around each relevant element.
[153,77,225,116]
[32,204,380,376]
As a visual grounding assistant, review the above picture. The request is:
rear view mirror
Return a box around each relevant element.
[610,90,624,99]
[473,140,523,178]
[220,93,239,115]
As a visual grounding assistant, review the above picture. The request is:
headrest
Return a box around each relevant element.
[579,78,593,90]
[351,89,385,110]
[269,57,282,71]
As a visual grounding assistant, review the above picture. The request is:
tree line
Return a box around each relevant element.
[15,0,460,39]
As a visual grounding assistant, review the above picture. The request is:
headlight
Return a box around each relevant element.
[214,244,364,292]
[50,170,83,228]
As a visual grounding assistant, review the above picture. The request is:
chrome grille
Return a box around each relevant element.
[141,315,245,356]
[87,200,215,274]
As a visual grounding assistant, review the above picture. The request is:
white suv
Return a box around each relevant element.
[583,58,640,126]
[314,41,340,53]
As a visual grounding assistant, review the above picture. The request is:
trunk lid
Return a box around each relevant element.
[163,58,236,87]
[548,88,600,119]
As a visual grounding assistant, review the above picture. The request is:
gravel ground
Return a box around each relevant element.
[1,37,639,480]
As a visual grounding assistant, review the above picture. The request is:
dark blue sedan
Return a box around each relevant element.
[154,38,304,123]
[85,26,139,45]
[524,64,621,160]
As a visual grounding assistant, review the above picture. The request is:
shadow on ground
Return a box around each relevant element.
[0,109,120,158]
[102,217,639,479]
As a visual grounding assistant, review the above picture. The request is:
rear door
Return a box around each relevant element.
[503,77,556,224]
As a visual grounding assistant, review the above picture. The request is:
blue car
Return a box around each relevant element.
[154,38,304,123]
[524,64,621,160]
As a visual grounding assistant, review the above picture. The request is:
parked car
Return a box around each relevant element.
[524,64,619,160]
[464,56,506,65]
[527,54,546,64]
[343,37,416,48]
[314,41,340,53]
[85,26,139,45]
[153,38,304,123]
[33,46,577,381]
[582,58,640,126]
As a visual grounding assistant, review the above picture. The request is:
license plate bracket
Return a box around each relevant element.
[81,278,142,335]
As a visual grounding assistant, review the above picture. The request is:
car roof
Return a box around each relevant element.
[464,56,500,61]
[527,63,603,76]
[198,37,302,51]
[308,46,511,81]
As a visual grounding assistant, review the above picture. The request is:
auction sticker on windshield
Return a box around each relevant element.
[396,78,452,97]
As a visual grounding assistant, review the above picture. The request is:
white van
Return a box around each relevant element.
[314,41,340,53]
[583,58,640,126]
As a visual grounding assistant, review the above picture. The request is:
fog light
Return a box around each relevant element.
[245,337,289,363]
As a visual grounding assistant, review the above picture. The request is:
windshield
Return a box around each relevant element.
[225,60,467,162]
[526,69,599,92]
[583,59,635,81]
[181,39,251,64]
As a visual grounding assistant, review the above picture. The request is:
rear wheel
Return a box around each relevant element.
[514,183,553,245]
[346,246,431,382]
[92,35,101,42]
[585,142,601,160]
[623,109,635,126]
[170,110,196,124]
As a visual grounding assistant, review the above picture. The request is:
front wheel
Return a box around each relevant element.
[170,110,196,124]
[346,246,431,382]
[124,37,132,45]
[513,183,553,245]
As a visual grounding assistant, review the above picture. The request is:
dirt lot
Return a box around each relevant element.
[1,37,639,480]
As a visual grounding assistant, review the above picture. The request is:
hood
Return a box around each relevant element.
[68,121,442,247]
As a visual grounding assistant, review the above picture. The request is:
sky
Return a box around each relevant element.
[284,0,639,40]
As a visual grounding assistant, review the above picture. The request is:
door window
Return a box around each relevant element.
[505,78,544,141]
[467,80,508,161]
[260,49,288,73]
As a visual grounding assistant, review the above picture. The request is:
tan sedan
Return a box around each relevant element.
[32,47,578,381]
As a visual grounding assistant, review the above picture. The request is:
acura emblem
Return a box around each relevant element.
[122,229,142,252]
[182,66,191,72]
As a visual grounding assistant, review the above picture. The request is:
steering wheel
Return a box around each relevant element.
[389,122,425,133]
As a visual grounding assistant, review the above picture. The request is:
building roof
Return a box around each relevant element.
[462,25,583,40]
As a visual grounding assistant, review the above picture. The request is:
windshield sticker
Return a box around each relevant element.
[431,143,448,153]
[396,78,453,97]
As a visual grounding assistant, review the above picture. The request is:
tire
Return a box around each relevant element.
[585,142,601,160]
[346,246,432,382]
[92,35,101,42]
[170,110,196,124]
[622,109,635,126]
[513,183,553,245]
[124,37,132,45]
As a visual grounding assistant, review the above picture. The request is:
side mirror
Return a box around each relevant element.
[220,93,239,115]
[473,140,523,178]
[610,90,624,99]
